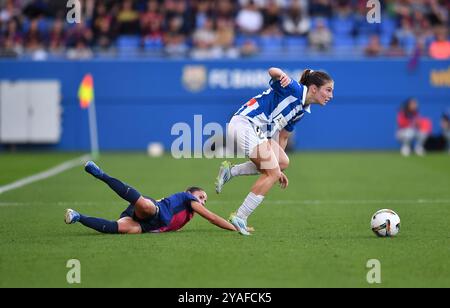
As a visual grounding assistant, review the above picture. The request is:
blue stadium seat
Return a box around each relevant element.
[259,36,284,55]
[38,18,53,33]
[143,38,163,53]
[330,16,355,36]
[380,16,397,36]
[333,34,355,47]
[310,17,330,30]
[355,35,370,47]
[116,35,141,57]
[284,36,308,51]
[380,33,393,47]
[399,35,416,54]
[235,34,260,47]
[117,36,141,48]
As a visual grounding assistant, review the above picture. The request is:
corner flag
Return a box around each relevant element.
[78,74,99,159]
[78,74,94,109]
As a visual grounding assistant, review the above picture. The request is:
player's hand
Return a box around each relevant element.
[279,172,289,189]
[280,73,291,88]
[247,226,255,233]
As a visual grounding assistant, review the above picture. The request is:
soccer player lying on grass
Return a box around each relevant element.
[65,161,252,234]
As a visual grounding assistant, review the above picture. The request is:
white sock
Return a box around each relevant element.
[236,192,265,221]
[231,161,259,177]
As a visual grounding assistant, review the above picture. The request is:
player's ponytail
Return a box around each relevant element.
[300,69,333,88]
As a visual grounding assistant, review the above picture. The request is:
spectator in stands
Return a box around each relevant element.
[308,17,332,51]
[215,0,236,21]
[67,37,94,60]
[0,0,20,23]
[24,18,44,51]
[1,18,23,53]
[22,0,48,19]
[94,16,115,51]
[429,25,450,60]
[193,0,212,30]
[191,17,220,59]
[48,19,66,55]
[428,0,449,26]
[396,98,432,156]
[163,0,193,35]
[92,2,115,50]
[441,111,450,154]
[240,39,259,57]
[395,17,416,55]
[215,17,239,58]
[141,14,163,52]
[309,0,333,18]
[282,0,311,36]
[66,22,93,48]
[163,16,188,57]
[116,0,140,35]
[0,0,446,60]
[261,0,282,36]
[384,36,406,57]
[236,0,264,35]
[364,35,383,57]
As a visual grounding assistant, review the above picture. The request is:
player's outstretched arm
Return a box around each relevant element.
[191,201,238,232]
[269,67,291,87]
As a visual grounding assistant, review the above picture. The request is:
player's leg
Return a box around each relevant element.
[396,128,414,156]
[84,161,141,205]
[268,139,289,171]
[231,142,281,235]
[414,131,428,156]
[216,116,263,193]
[133,197,158,220]
[65,209,119,234]
[248,141,282,196]
[117,217,142,234]
[216,141,288,192]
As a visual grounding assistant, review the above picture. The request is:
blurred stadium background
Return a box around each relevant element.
[0,0,449,288]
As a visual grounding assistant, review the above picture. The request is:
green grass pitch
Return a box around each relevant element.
[0,152,449,288]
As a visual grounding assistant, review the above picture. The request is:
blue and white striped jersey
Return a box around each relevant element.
[235,78,310,138]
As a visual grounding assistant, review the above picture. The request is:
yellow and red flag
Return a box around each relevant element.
[78,74,94,109]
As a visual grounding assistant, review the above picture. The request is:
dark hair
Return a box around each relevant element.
[402,97,418,118]
[299,69,333,88]
[185,186,204,193]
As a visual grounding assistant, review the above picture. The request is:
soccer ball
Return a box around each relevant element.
[371,209,401,237]
[147,142,164,157]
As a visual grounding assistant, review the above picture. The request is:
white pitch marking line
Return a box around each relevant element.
[207,199,450,205]
[0,154,91,195]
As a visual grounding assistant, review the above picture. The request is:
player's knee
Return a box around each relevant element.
[135,199,156,215]
[266,167,282,181]
[118,219,141,234]
[279,157,290,171]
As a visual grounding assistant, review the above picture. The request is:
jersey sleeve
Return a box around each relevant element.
[284,121,296,132]
[182,192,200,206]
[269,78,303,99]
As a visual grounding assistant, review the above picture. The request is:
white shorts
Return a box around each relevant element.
[228,115,268,157]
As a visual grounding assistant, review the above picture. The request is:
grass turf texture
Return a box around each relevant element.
[0,152,449,288]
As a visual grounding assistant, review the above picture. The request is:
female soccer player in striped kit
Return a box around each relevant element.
[216,68,334,235]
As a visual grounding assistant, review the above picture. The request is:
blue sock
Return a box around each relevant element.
[99,173,141,205]
[79,215,119,234]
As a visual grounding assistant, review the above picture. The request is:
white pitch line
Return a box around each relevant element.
[207,199,450,205]
[0,154,91,195]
